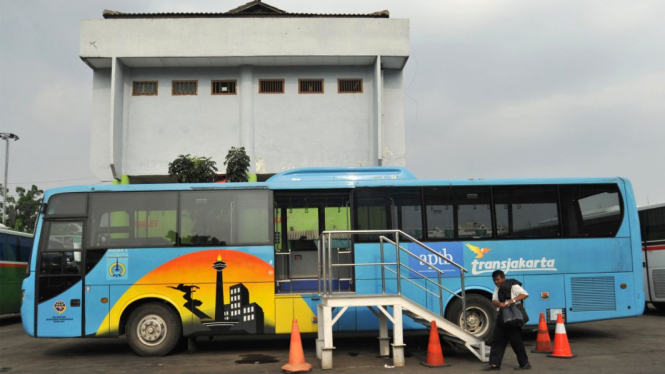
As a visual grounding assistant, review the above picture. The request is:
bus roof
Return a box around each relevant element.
[41,167,629,198]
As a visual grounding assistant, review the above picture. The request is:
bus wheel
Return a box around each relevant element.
[445,294,496,342]
[126,303,182,357]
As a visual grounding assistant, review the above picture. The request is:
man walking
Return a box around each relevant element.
[483,270,531,371]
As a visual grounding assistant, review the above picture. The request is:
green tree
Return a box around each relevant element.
[0,184,43,233]
[224,147,250,183]
[167,154,218,183]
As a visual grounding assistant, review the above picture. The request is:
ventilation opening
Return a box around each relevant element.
[338,79,363,93]
[653,269,665,298]
[299,79,324,94]
[172,81,198,96]
[133,81,158,96]
[212,80,237,95]
[259,79,284,94]
[571,276,616,311]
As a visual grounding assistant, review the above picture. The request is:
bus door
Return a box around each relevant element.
[274,191,353,294]
[36,220,84,337]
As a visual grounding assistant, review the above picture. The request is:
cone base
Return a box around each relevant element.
[281,362,313,373]
[547,353,577,359]
[532,349,553,354]
[420,362,451,368]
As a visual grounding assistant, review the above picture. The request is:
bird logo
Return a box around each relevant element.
[465,243,491,258]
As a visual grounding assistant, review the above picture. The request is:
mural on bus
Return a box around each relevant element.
[97,249,281,336]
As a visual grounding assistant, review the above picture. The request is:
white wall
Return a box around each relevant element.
[80,18,409,60]
[122,67,241,176]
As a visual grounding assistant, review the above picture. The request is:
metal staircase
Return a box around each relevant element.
[315,230,489,369]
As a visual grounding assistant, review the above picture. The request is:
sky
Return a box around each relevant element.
[1,0,663,206]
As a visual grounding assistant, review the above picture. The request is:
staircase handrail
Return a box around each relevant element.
[319,229,468,329]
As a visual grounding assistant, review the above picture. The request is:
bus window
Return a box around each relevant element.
[645,207,665,241]
[560,185,622,237]
[46,193,87,217]
[181,191,233,245]
[451,187,492,239]
[88,192,177,248]
[493,186,560,238]
[425,187,454,240]
[236,191,271,244]
[0,233,18,261]
[390,188,423,240]
[355,189,389,242]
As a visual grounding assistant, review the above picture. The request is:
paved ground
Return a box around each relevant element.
[1,305,664,374]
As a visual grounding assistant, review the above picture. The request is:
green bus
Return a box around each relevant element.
[0,227,33,316]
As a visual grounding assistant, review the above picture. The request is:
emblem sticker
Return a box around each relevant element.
[54,300,66,314]
[107,256,128,280]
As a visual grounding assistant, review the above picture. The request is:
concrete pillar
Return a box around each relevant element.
[239,65,255,173]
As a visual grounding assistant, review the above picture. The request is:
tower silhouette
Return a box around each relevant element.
[212,254,227,321]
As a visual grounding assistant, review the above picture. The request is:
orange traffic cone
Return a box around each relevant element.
[531,312,553,354]
[420,321,451,368]
[281,320,313,373]
[547,314,576,359]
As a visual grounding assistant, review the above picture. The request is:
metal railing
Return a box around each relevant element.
[319,229,469,330]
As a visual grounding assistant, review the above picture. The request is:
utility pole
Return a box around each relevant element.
[0,133,19,226]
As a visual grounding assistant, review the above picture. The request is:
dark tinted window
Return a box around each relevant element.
[355,188,424,241]
[181,190,271,246]
[560,184,622,237]
[451,187,492,239]
[18,236,33,261]
[355,189,390,242]
[493,186,560,238]
[0,233,18,261]
[644,207,665,241]
[88,192,177,248]
[424,187,454,239]
[390,188,423,240]
[47,193,87,217]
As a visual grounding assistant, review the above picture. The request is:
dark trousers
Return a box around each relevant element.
[489,316,529,367]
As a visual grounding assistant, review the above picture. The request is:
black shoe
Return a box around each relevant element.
[482,365,501,371]
[514,363,532,370]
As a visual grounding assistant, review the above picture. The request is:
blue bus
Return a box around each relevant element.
[21,167,644,356]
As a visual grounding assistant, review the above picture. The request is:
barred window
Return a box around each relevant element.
[172,80,198,96]
[338,79,363,93]
[133,81,158,96]
[212,80,237,95]
[259,79,284,94]
[299,79,324,94]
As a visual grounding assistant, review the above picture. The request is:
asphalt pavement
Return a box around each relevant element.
[1,305,664,373]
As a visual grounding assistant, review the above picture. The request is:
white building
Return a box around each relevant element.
[80,1,410,182]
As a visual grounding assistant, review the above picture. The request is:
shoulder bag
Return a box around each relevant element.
[502,304,525,327]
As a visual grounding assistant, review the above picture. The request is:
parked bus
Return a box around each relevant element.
[1,227,34,316]
[21,167,644,356]
[639,203,665,312]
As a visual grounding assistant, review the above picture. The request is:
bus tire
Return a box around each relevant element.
[445,294,496,342]
[653,302,665,313]
[126,303,182,357]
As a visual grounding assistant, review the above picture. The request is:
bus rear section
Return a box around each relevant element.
[639,203,665,312]
[1,228,33,316]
